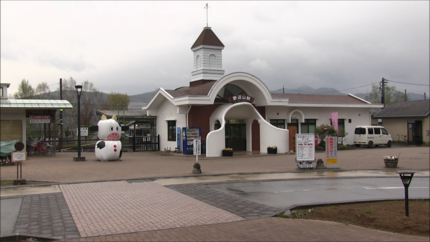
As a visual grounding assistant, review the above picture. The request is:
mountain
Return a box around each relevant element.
[271,85,345,95]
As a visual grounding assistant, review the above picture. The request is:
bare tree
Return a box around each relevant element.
[14,79,35,99]
[365,83,409,105]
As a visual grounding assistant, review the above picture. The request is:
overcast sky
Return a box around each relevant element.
[2,1,429,97]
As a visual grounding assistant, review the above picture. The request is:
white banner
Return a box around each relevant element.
[29,115,50,123]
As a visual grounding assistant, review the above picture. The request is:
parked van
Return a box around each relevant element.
[354,126,392,148]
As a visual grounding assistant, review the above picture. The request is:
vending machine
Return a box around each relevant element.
[182,127,201,154]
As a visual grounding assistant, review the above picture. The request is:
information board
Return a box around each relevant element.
[295,134,315,161]
[11,152,27,162]
[325,136,339,168]
[193,138,201,155]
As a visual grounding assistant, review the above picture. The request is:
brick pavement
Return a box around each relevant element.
[60,181,244,238]
[0,146,428,183]
[68,217,428,242]
[1,146,429,241]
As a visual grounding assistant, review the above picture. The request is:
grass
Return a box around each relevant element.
[1,180,14,186]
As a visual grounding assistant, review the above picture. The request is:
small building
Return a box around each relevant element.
[0,83,73,149]
[373,100,429,144]
[143,26,382,157]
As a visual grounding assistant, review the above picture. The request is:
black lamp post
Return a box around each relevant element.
[399,171,415,217]
[73,85,86,161]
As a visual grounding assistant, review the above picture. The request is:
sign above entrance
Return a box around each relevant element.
[29,115,50,123]
[228,95,254,104]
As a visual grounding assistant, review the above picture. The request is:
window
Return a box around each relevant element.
[374,128,381,135]
[355,128,366,135]
[301,119,316,134]
[382,129,388,135]
[215,84,247,103]
[167,121,176,141]
[209,54,216,69]
[368,128,374,135]
[338,119,345,136]
[270,119,285,129]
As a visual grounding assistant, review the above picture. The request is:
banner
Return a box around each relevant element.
[29,115,50,123]
[331,112,338,132]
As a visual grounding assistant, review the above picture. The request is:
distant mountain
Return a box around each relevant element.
[271,85,344,95]
[128,91,157,103]
[352,92,426,102]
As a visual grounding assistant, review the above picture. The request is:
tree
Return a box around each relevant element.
[14,79,35,99]
[365,83,409,105]
[108,92,130,111]
[59,77,108,135]
[315,124,337,148]
[35,82,53,99]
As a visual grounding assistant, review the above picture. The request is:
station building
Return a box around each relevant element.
[143,26,382,157]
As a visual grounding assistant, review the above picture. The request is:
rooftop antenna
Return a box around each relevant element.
[204,3,209,27]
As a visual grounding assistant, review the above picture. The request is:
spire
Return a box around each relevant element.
[191,27,224,49]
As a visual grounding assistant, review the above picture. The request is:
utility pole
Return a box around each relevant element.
[59,78,63,152]
[405,89,407,101]
[380,78,387,107]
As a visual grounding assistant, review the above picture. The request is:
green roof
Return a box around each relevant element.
[0,99,73,109]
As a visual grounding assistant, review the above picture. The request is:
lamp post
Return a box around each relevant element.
[399,171,415,217]
[73,85,86,161]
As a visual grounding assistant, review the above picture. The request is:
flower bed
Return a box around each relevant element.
[222,148,233,156]
[267,146,277,154]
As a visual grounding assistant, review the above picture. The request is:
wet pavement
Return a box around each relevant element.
[0,146,429,241]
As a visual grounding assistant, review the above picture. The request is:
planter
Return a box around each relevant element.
[384,158,398,168]
[222,150,233,156]
[267,148,277,154]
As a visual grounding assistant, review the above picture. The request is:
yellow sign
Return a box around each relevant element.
[327,158,337,164]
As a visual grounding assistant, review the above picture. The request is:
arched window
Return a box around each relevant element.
[215,84,247,103]
[195,55,200,70]
[209,54,216,69]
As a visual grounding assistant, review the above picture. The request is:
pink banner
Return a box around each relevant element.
[331,112,338,132]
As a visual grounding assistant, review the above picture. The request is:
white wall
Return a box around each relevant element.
[155,99,186,151]
[206,103,289,157]
[265,107,371,145]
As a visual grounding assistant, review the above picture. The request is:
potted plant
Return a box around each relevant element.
[267,146,277,154]
[222,148,233,156]
[383,155,399,168]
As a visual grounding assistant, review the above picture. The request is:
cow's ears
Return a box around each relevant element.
[101,115,107,120]
[112,115,117,121]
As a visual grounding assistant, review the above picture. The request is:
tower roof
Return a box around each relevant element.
[191,27,224,49]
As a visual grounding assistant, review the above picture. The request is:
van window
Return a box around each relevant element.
[374,128,381,135]
[382,129,388,135]
[367,128,374,134]
[355,128,366,135]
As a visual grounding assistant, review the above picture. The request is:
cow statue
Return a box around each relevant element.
[92,115,125,161]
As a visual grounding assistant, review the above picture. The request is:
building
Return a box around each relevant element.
[143,27,383,157]
[0,83,73,149]
[373,100,429,144]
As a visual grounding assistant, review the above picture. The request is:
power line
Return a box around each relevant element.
[384,79,429,87]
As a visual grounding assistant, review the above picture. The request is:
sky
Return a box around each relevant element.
[1,1,429,97]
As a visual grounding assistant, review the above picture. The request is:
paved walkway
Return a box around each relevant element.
[0,146,429,241]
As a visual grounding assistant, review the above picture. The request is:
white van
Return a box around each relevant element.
[354,126,392,148]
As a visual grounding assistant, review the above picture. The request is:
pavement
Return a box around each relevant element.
[0,145,429,241]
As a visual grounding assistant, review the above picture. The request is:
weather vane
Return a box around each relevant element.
[204,3,209,27]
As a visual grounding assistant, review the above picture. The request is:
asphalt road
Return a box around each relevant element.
[207,177,430,210]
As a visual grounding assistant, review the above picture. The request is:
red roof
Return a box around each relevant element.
[191,27,224,49]
[271,93,367,104]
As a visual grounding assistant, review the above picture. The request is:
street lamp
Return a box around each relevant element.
[73,85,86,161]
[399,171,415,217]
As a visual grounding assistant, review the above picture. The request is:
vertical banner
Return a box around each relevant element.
[176,127,181,151]
[325,136,339,168]
[331,112,338,132]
